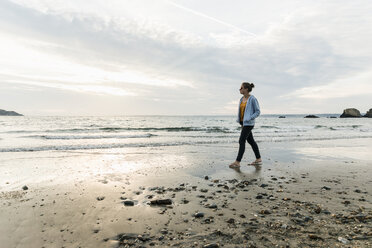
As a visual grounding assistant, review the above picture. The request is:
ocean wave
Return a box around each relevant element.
[259,125,280,129]
[254,129,308,134]
[4,128,89,134]
[23,133,155,140]
[265,135,372,142]
[332,125,363,129]
[179,135,232,138]
[99,126,232,133]
[0,140,222,152]
[2,134,372,152]
[5,126,232,134]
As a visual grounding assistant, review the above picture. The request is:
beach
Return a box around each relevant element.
[1,130,371,247]
[2,0,372,246]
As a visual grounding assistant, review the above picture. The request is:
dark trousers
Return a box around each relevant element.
[236,124,261,162]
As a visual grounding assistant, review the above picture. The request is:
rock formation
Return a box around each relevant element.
[364,109,372,118]
[340,108,361,118]
[0,109,23,116]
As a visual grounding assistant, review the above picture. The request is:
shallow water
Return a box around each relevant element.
[1,115,371,152]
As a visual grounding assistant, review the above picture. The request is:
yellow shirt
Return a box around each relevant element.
[240,100,247,122]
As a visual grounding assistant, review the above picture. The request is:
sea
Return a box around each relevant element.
[1,115,371,153]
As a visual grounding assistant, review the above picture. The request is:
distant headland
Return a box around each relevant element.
[340,108,372,118]
[0,109,23,116]
[279,108,372,119]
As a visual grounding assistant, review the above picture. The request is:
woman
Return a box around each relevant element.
[229,82,262,168]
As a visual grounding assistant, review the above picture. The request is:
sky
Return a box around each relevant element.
[0,0,371,115]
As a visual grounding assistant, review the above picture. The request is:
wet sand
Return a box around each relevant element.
[0,140,371,247]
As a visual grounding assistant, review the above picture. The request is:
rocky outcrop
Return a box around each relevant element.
[364,109,372,118]
[340,108,361,118]
[0,109,23,116]
[304,115,319,118]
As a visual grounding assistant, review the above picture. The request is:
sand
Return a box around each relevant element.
[0,139,371,247]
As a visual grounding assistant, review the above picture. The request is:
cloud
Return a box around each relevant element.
[0,1,199,98]
[281,68,372,99]
[4,79,135,96]
[0,0,371,114]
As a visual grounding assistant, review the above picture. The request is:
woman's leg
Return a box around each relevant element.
[236,126,254,162]
[246,129,261,159]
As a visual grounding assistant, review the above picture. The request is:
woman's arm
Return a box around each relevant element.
[250,97,260,120]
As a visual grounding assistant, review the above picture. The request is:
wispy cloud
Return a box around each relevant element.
[165,0,257,37]
[5,79,135,96]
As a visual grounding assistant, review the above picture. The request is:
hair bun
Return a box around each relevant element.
[250,83,255,88]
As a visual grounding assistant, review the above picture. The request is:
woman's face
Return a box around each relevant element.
[240,84,248,95]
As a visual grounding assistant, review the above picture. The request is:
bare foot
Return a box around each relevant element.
[229,161,240,168]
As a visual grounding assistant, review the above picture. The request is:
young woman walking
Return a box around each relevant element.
[229,82,262,168]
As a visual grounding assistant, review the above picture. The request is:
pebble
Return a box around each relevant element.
[314,206,321,214]
[96,196,105,201]
[203,244,219,248]
[321,186,331,190]
[338,236,350,244]
[226,218,235,224]
[260,210,271,215]
[308,234,323,240]
[204,217,214,224]
[22,185,28,190]
[304,216,313,222]
[206,203,217,209]
[323,210,331,215]
[353,235,368,240]
[150,199,172,205]
[123,200,135,206]
[194,212,205,218]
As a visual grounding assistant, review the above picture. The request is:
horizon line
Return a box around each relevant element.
[1,113,348,117]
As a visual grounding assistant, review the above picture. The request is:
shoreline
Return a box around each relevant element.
[1,139,371,247]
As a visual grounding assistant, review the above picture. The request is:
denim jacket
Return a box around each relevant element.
[236,95,260,126]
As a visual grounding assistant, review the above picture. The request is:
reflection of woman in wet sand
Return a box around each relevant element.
[230,82,262,168]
